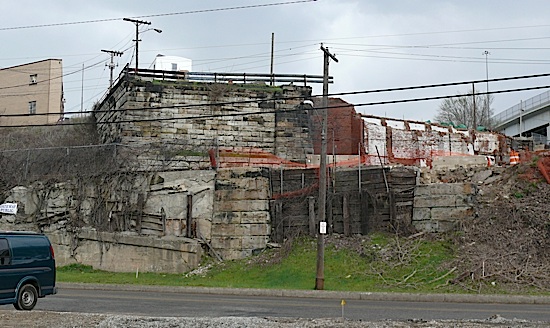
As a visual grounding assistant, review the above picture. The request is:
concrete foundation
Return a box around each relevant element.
[48,229,202,273]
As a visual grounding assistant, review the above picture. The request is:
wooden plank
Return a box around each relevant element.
[343,194,350,237]
[308,196,315,237]
[141,222,163,231]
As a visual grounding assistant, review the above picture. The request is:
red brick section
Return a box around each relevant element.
[310,97,364,155]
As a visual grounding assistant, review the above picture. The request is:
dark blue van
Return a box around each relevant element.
[0,231,57,310]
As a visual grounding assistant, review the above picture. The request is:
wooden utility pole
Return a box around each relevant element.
[101,49,124,89]
[472,83,477,130]
[316,43,337,291]
[123,18,151,71]
[270,33,275,86]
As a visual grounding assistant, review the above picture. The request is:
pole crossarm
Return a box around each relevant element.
[123,18,152,71]
[102,49,124,89]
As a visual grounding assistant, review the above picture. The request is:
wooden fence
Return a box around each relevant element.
[269,166,417,242]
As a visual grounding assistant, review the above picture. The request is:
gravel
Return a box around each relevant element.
[1,310,548,328]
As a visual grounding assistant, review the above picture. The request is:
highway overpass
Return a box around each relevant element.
[493,90,550,146]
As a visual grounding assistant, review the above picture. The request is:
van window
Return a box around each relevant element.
[10,237,49,260]
[0,238,10,265]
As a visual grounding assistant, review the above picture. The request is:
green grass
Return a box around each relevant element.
[58,233,469,293]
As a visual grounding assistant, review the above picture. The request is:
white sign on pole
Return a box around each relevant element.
[320,221,327,234]
[0,203,17,215]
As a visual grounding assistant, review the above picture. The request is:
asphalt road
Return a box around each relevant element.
[2,284,550,322]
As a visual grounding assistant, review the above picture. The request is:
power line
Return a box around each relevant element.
[0,69,550,117]
[0,59,106,92]
[0,1,318,31]
[328,35,550,50]
[1,81,549,129]
[337,51,550,65]
[2,71,550,119]
[300,25,550,43]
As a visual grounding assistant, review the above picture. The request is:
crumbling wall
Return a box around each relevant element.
[363,117,505,167]
[0,170,215,273]
[310,98,364,155]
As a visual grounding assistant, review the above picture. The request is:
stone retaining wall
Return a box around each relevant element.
[94,79,314,169]
[49,229,201,273]
[211,168,271,260]
[412,183,476,232]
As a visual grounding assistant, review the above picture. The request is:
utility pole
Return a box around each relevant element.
[316,43,337,291]
[270,33,275,86]
[123,18,151,72]
[80,63,84,114]
[472,83,476,130]
[483,50,490,126]
[101,49,124,89]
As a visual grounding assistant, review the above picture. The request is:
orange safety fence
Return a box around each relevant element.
[210,147,500,169]
[537,156,550,184]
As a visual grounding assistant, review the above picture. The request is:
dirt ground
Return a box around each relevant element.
[448,158,550,293]
[0,310,548,328]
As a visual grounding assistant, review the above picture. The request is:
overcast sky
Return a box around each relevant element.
[3,0,550,122]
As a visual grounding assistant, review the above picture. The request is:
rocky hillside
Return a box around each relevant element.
[449,155,550,292]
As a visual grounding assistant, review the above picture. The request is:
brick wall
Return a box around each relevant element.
[310,98,364,155]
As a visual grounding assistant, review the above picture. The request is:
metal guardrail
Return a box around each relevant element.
[93,64,331,112]
[493,89,550,128]
[126,67,332,85]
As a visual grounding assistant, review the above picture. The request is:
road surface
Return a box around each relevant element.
[1,285,549,322]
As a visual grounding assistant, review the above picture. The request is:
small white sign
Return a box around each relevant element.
[0,203,17,215]
[320,221,327,234]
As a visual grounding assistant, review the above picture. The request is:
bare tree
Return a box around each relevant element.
[434,90,494,129]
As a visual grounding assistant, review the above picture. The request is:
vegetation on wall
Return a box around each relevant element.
[0,117,149,234]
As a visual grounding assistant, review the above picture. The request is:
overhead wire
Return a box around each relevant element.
[0,59,106,91]
[1,83,547,129]
[0,0,318,31]
[335,50,550,65]
[0,71,548,128]
[4,3,550,119]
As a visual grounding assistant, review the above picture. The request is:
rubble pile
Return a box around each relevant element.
[450,159,550,292]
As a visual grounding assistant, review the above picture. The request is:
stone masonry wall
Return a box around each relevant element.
[211,168,271,260]
[274,103,314,163]
[94,78,314,170]
[412,183,476,232]
[0,170,215,273]
[49,229,201,273]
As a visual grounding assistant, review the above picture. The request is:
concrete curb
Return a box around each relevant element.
[57,282,550,304]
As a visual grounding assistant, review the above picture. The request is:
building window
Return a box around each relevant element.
[30,74,37,85]
[29,101,37,114]
[171,63,177,71]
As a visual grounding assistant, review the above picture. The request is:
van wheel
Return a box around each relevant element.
[14,284,38,311]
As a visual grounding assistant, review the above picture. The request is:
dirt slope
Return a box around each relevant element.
[450,159,550,292]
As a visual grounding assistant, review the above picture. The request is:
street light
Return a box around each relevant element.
[123,18,162,72]
[483,50,490,126]
[519,101,524,137]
